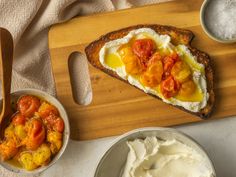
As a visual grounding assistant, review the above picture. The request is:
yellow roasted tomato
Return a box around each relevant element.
[171,61,191,83]
[47,131,62,154]
[178,79,196,97]
[14,125,27,140]
[38,102,59,119]
[118,45,133,57]
[4,124,15,140]
[19,152,38,171]
[32,144,51,166]
[123,55,144,75]
[118,46,145,75]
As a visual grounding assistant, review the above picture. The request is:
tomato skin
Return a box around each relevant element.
[54,118,64,133]
[171,61,191,83]
[162,52,180,79]
[140,52,164,88]
[26,119,45,150]
[43,115,64,133]
[47,131,62,154]
[18,95,40,118]
[160,76,181,98]
[132,39,155,65]
[179,79,196,96]
[38,102,59,119]
[0,139,18,161]
[12,113,26,126]
[122,54,145,75]
[147,52,162,65]
[169,52,179,62]
[44,114,55,129]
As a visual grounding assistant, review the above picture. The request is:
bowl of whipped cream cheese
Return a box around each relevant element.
[200,0,236,43]
[94,127,216,177]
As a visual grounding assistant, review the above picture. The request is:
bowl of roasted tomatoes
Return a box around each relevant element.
[0,89,70,173]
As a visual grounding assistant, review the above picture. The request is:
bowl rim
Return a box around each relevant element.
[200,0,236,44]
[0,88,70,174]
[93,127,216,177]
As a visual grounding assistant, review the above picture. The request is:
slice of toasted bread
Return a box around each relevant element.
[85,24,215,119]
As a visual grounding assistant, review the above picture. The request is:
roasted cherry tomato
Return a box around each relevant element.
[54,118,64,133]
[160,76,181,98]
[132,39,155,63]
[140,52,163,87]
[43,115,64,133]
[147,52,162,65]
[171,61,191,83]
[123,54,144,75]
[38,102,59,119]
[47,131,62,154]
[12,113,26,126]
[162,52,180,79]
[18,95,40,118]
[25,119,45,150]
[19,152,38,171]
[43,114,55,130]
[118,46,145,74]
[141,62,163,88]
[118,45,133,57]
[178,79,196,96]
[0,139,18,161]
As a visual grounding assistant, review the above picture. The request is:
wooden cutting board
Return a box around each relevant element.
[48,0,236,140]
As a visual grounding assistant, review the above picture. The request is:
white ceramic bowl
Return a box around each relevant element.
[94,127,216,177]
[0,89,70,174]
[200,0,236,43]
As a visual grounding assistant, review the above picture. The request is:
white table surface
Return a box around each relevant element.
[40,116,236,177]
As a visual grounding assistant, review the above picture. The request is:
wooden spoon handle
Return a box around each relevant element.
[0,28,14,121]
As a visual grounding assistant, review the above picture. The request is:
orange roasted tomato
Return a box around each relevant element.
[132,39,156,66]
[18,95,40,118]
[160,76,181,99]
[25,119,45,150]
[0,139,18,161]
[123,54,144,75]
[140,52,163,87]
[118,46,145,75]
[12,113,26,126]
[162,52,180,79]
[54,118,64,133]
[43,114,64,133]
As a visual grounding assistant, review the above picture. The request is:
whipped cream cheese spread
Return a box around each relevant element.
[99,28,209,112]
[122,137,214,177]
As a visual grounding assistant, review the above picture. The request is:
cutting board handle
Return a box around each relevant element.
[68,51,92,105]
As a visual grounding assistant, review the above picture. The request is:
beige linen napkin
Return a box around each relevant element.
[0,0,169,176]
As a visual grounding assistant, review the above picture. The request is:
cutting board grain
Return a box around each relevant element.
[49,0,236,140]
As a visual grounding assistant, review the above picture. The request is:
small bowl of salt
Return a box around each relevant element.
[200,0,236,43]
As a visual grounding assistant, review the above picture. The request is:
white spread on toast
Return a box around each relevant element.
[99,28,209,112]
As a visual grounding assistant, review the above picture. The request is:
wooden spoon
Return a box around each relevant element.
[0,28,14,140]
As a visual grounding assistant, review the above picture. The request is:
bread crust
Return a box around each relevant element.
[85,24,215,119]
